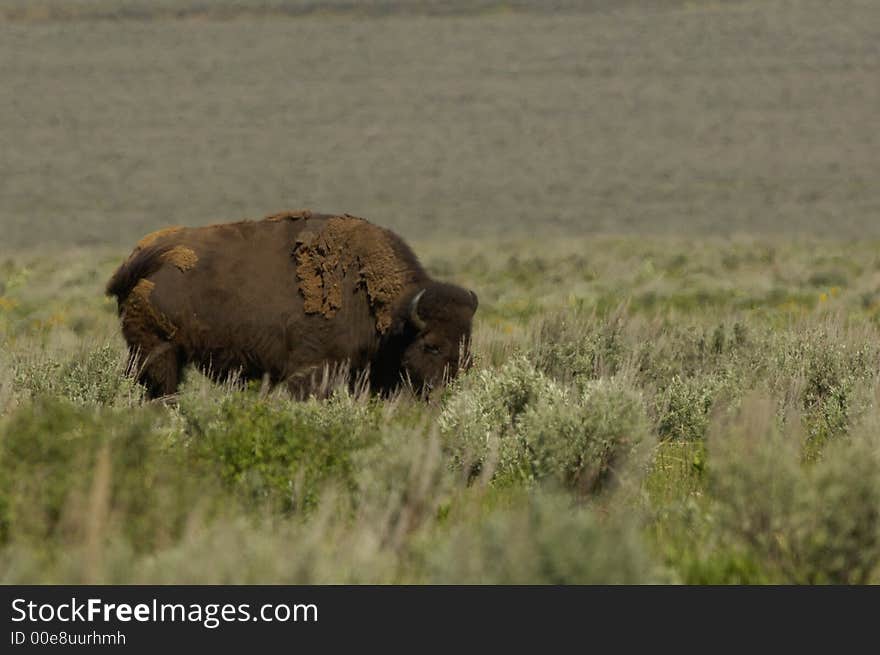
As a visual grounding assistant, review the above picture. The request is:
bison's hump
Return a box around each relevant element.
[265,209,312,222]
[293,214,420,334]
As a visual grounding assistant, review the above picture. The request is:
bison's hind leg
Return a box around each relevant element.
[128,341,181,398]
[127,341,182,400]
[120,287,182,400]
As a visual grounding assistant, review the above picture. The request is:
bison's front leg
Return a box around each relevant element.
[284,364,327,400]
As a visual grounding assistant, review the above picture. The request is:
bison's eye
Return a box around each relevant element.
[424,344,442,356]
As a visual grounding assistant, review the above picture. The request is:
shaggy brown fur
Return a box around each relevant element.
[107,210,478,399]
[294,214,420,333]
[161,246,198,272]
[125,279,177,338]
[266,209,312,222]
[135,226,183,251]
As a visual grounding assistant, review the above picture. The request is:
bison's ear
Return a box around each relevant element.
[409,289,428,331]
[468,290,479,311]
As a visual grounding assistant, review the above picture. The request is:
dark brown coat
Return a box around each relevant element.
[106,211,478,398]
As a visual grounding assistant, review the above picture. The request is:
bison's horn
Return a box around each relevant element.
[468,290,479,310]
[409,289,427,331]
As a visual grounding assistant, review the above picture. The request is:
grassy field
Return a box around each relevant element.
[4,235,880,583]
[3,1,880,584]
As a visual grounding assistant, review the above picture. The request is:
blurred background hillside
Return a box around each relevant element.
[2,0,879,248]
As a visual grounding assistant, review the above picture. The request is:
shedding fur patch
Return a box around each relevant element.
[161,245,198,272]
[294,215,415,334]
[124,279,178,339]
[265,209,312,222]
[135,226,184,251]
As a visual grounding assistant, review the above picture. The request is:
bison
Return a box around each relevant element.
[106,210,478,399]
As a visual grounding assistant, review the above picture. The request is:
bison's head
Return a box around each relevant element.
[400,283,478,392]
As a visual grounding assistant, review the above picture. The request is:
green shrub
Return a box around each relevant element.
[352,423,453,548]
[440,357,648,491]
[656,374,726,441]
[647,499,771,585]
[707,398,880,583]
[419,492,663,584]
[531,310,625,382]
[11,342,142,406]
[0,398,203,551]
[439,356,567,481]
[516,377,648,492]
[0,355,12,414]
[771,330,876,448]
[128,512,397,585]
[180,390,383,513]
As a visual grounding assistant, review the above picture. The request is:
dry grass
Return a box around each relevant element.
[4,234,880,583]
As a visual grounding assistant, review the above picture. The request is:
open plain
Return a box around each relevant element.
[2,1,880,583]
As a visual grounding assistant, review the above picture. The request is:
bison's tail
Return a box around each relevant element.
[105,244,172,306]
